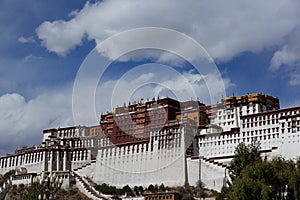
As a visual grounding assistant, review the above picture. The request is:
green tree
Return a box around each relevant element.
[229,141,261,181]
[154,184,159,192]
[228,156,300,200]
[159,184,166,191]
[148,184,155,193]
[138,186,144,195]
[291,159,300,200]
[216,186,230,200]
[123,185,134,196]
[133,186,140,196]
[269,157,294,199]
[221,141,261,198]
[24,183,42,199]
[228,160,273,200]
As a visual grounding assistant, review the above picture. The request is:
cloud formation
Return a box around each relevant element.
[270,27,300,85]
[18,36,35,43]
[36,0,300,61]
[96,63,233,115]
[0,91,73,156]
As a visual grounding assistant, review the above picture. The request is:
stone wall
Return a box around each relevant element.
[187,158,226,191]
[0,147,91,176]
[93,128,188,187]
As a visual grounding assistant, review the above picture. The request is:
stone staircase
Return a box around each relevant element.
[73,171,110,200]
[73,160,97,171]
[197,156,229,191]
[202,157,229,169]
[73,159,97,181]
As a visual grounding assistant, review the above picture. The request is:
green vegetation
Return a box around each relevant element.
[217,141,300,200]
[229,141,261,182]
[94,183,125,196]
[5,184,91,200]
[0,170,15,187]
[94,183,168,198]
[175,180,206,200]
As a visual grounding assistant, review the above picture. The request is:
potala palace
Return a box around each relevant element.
[1,93,300,198]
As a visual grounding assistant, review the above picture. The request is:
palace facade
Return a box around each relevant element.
[1,93,300,196]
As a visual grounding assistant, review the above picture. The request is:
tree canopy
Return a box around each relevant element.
[229,141,261,181]
[219,141,300,200]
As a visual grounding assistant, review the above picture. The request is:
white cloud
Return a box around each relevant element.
[23,54,42,62]
[270,27,300,85]
[0,91,74,156]
[36,20,85,56]
[95,63,232,114]
[18,36,35,43]
[36,0,300,61]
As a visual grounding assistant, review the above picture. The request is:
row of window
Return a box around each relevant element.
[100,145,151,157]
[218,114,235,120]
[281,121,300,127]
[0,151,75,168]
[242,128,280,136]
[242,110,300,123]
[218,120,235,126]
[242,119,279,127]
[200,134,279,147]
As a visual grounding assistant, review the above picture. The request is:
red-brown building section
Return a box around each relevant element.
[100,97,207,145]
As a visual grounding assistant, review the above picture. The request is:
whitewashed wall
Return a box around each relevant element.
[93,128,187,187]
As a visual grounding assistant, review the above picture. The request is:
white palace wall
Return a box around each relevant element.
[0,152,45,175]
[75,161,96,178]
[0,147,91,176]
[190,158,226,191]
[93,128,189,187]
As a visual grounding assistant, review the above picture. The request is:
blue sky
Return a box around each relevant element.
[1,0,300,155]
